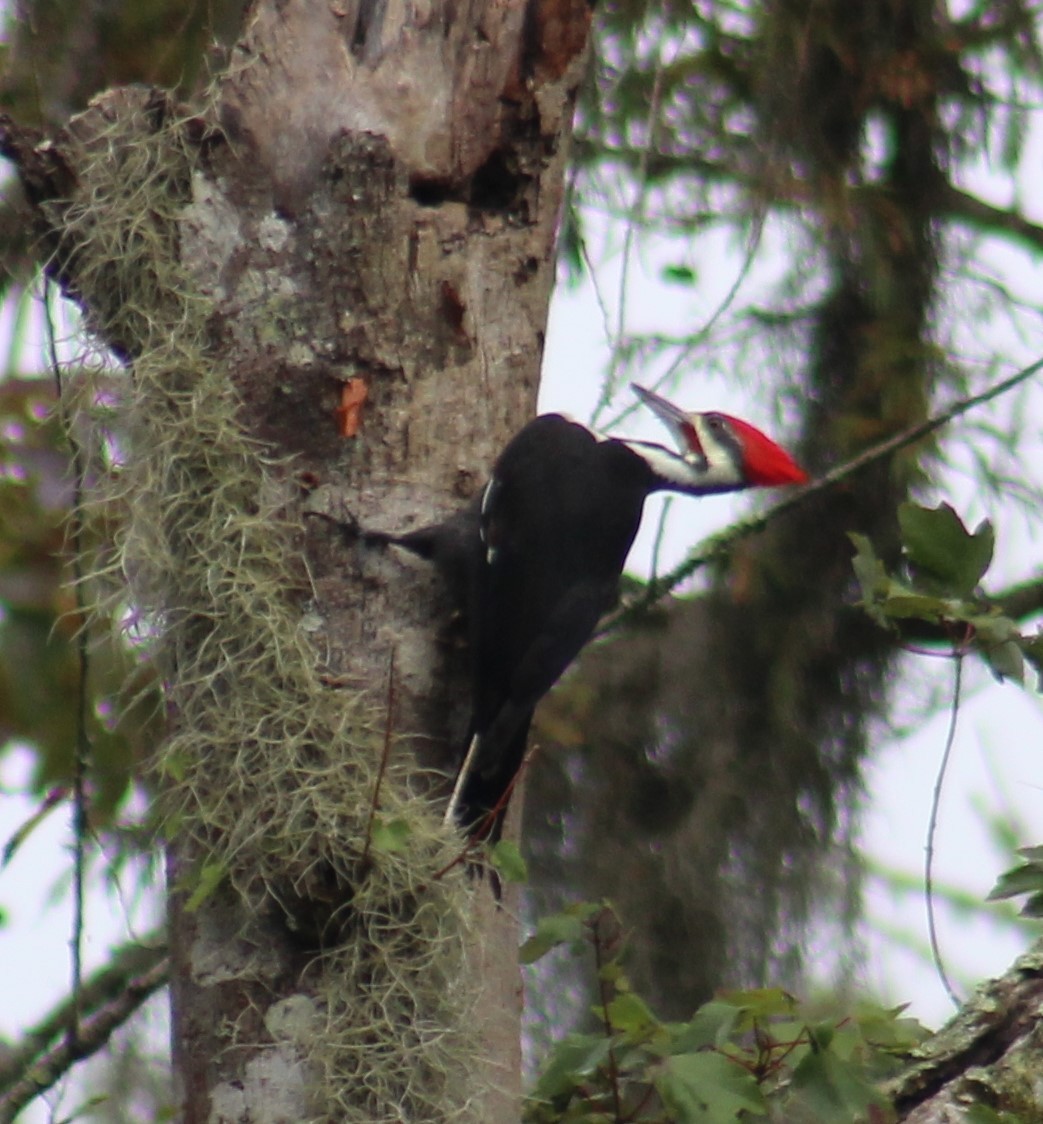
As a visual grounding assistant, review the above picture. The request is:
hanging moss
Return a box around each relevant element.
[50,90,478,1121]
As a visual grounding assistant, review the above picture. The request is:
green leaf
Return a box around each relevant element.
[853,1002,929,1052]
[806,1021,835,1052]
[2,786,66,868]
[656,1052,767,1123]
[606,991,658,1036]
[878,592,948,621]
[1018,892,1043,919]
[598,957,625,987]
[965,615,1025,683]
[717,987,797,1021]
[662,264,697,285]
[964,1105,1030,1124]
[185,860,226,912]
[163,750,188,784]
[848,533,889,615]
[490,839,529,883]
[1022,634,1043,688]
[520,902,602,964]
[971,614,1021,644]
[987,859,1043,902]
[369,816,411,853]
[529,1033,614,1101]
[790,1048,886,1118]
[898,502,994,597]
[668,1001,743,1052]
[983,639,1025,684]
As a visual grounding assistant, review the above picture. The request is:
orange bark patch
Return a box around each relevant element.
[334,378,368,437]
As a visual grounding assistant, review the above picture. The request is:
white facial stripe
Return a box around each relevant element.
[691,416,742,482]
[620,436,743,493]
[622,440,703,488]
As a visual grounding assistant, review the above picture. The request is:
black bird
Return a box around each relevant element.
[387,384,807,840]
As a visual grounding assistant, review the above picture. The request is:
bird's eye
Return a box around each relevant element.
[706,414,726,433]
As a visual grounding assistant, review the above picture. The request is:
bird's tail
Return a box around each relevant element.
[445,712,534,844]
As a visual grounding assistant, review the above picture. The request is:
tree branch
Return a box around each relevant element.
[0,935,167,1121]
[575,141,1043,257]
[942,183,1043,255]
[886,939,1043,1122]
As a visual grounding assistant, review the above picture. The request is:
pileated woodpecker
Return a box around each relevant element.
[384,384,807,840]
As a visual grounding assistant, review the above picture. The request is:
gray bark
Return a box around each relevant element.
[887,939,1043,1123]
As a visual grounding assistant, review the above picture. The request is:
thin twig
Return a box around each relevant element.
[591,912,623,1122]
[0,932,166,1094]
[44,281,92,1052]
[925,649,965,1010]
[470,742,536,843]
[591,41,671,429]
[580,232,615,354]
[649,496,673,582]
[600,353,1043,635]
[899,643,962,659]
[594,215,765,436]
[0,958,169,1124]
[359,647,396,872]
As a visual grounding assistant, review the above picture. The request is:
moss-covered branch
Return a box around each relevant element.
[886,940,1043,1121]
[942,183,1043,255]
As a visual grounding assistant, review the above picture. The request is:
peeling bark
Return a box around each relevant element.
[887,940,1043,1122]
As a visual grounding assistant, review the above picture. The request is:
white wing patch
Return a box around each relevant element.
[480,476,500,563]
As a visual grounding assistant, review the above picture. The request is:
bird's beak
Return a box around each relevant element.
[631,384,703,459]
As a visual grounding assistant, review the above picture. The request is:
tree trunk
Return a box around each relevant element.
[1,1,592,1119]
[888,938,1043,1123]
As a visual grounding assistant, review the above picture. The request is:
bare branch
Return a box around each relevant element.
[943,184,1043,254]
[0,949,168,1123]
[359,647,397,873]
[0,934,166,1095]
[995,574,1043,622]
[924,653,964,1012]
[45,278,92,1054]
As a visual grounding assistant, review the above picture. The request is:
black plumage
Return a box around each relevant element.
[463,415,663,836]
